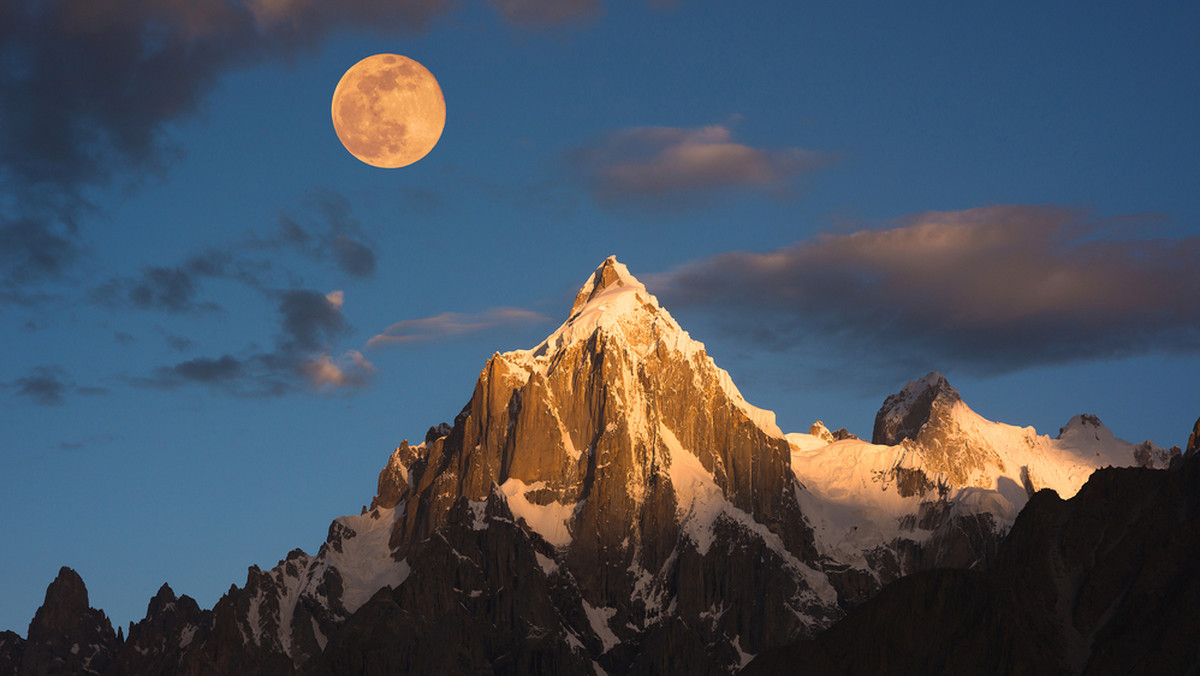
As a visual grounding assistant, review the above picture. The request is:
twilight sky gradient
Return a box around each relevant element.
[2,0,1198,634]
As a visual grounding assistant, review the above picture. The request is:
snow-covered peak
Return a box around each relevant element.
[527,256,687,361]
[894,371,960,408]
[569,256,639,314]
[1056,414,1113,442]
[872,371,963,446]
[503,257,784,442]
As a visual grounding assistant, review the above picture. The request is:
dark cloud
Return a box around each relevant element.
[94,264,212,313]
[568,124,830,207]
[92,189,379,316]
[128,267,198,312]
[11,366,70,406]
[0,0,449,191]
[167,355,244,383]
[135,288,372,395]
[332,235,377,277]
[0,0,448,297]
[264,190,378,278]
[652,206,1200,376]
[7,365,107,406]
[279,289,347,352]
[165,334,194,351]
[366,307,550,348]
[0,215,79,285]
[114,331,136,344]
[91,246,266,313]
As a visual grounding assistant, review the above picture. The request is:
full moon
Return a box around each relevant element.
[331,54,446,169]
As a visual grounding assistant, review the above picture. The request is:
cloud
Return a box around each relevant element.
[11,367,70,406]
[7,366,108,406]
[278,289,349,351]
[135,288,373,395]
[262,190,378,278]
[91,248,251,313]
[303,350,375,388]
[0,0,449,193]
[332,236,376,277]
[165,334,194,351]
[366,307,550,348]
[92,189,373,316]
[0,0,445,296]
[0,215,80,291]
[165,355,245,384]
[652,205,1200,375]
[568,124,829,206]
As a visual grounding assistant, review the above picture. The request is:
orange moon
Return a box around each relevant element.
[331,54,446,168]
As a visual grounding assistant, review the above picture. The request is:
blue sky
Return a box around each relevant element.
[2,0,1198,634]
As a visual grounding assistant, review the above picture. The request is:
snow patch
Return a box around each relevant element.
[731,635,755,669]
[662,420,839,608]
[468,500,488,530]
[581,600,620,653]
[318,507,411,614]
[535,552,559,575]
[661,422,722,554]
[500,478,575,547]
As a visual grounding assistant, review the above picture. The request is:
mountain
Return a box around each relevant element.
[787,372,1175,585]
[1,257,1181,675]
[742,436,1200,676]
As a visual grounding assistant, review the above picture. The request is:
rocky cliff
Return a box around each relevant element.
[7,568,119,676]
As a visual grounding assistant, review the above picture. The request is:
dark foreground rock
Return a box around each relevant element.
[743,446,1200,676]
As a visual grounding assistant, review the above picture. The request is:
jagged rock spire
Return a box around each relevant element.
[872,372,962,446]
[22,567,118,676]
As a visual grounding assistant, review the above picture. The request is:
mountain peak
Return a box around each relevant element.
[569,255,640,315]
[872,371,962,445]
[530,256,685,360]
[1057,413,1112,441]
[41,567,89,615]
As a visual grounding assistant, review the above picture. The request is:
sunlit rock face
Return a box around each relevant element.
[873,372,962,446]
[872,372,1006,487]
[377,256,833,672]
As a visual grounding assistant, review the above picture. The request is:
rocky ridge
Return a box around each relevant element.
[1,257,1181,675]
[744,424,1200,676]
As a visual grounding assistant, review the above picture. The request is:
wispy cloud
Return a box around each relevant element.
[652,205,1200,375]
[133,289,374,396]
[10,367,69,406]
[367,307,550,348]
[7,366,109,406]
[92,189,375,314]
[569,124,830,206]
[255,189,378,279]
